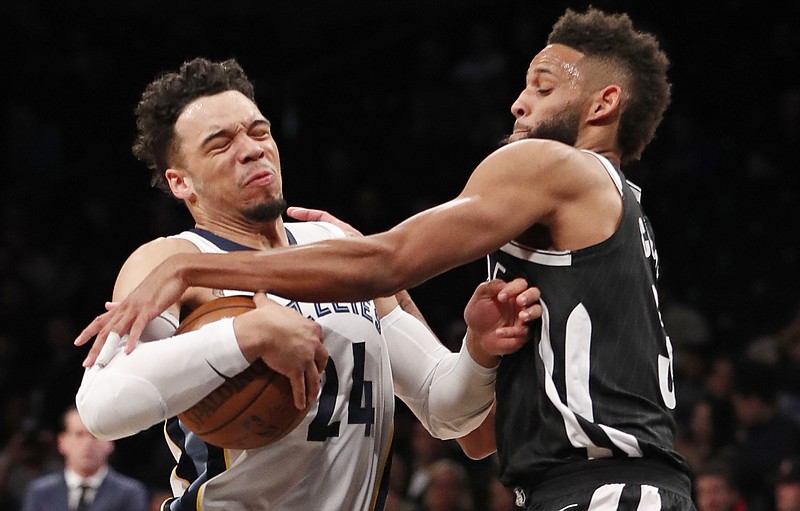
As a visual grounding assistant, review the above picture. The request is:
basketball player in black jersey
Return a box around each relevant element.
[80,7,696,510]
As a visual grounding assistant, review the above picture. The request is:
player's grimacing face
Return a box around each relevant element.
[503,44,587,147]
[173,91,285,220]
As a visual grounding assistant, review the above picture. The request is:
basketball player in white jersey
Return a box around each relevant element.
[79,8,698,511]
[75,58,539,511]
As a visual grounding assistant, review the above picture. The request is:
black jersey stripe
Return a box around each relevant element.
[190,227,298,250]
[166,418,198,484]
[165,418,231,511]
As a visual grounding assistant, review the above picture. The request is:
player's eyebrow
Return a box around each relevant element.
[201,128,233,148]
[531,65,557,79]
[251,118,271,130]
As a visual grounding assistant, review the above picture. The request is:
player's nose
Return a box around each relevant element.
[511,94,528,120]
[238,136,266,164]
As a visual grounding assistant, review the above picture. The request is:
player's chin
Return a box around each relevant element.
[243,198,288,222]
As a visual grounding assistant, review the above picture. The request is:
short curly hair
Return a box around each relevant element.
[132,58,256,192]
[547,8,671,163]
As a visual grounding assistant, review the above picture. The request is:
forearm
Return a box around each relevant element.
[76,318,249,440]
[456,404,497,460]
[175,214,486,302]
[382,307,495,440]
[175,237,402,302]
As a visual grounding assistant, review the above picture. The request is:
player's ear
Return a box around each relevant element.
[587,84,622,123]
[166,168,195,200]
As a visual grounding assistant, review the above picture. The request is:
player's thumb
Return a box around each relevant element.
[286,206,320,222]
[472,279,503,302]
[486,335,528,356]
[252,292,276,309]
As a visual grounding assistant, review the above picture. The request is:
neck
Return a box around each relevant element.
[194,216,288,250]
[69,464,105,480]
[575,129,622,168]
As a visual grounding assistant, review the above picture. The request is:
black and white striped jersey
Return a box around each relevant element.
[487,151,690,489]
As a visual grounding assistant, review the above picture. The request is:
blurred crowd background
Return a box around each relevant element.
[2,0,799,510]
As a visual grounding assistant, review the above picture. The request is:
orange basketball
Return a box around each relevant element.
[176,296,308,449]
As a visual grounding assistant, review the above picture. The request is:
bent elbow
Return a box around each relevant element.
[76,385,124,440]
[426,411,489,441]
[76,369,165,440]
[458,441,496,461]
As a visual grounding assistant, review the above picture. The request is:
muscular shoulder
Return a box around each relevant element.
[112,236,200,301]
[481,140,607,192]
[467,140,622,250]
[462,140,602,223]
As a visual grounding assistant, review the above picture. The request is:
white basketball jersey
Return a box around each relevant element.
[162,222,395,511]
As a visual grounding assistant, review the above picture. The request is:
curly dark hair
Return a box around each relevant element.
[547,8,671,163]
[132,58,256,192]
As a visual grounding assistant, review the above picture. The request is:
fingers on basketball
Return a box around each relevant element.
[176,296,310,449]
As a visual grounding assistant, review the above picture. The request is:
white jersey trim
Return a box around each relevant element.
[499,242,573,267]
[581,149,623,197]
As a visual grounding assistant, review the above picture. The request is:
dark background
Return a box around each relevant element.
[1,0,799,507]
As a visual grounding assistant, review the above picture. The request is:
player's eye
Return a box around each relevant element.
[210,139,231,151]
[250,128,270,139]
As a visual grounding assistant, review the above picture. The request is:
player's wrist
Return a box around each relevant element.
[464,330,500,368]
[166,254,191,288]
[232,312,268,363]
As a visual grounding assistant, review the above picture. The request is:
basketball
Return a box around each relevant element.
[176,295,309,449]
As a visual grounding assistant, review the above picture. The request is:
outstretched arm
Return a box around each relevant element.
[77,140,578,361]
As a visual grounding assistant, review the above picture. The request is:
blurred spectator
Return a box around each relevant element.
[662,293,713,423]
[777,319,800,425]
[673,342,709,421]
[663,298,712,349]
[36,316,86,433]
[406,422,449,505]
[20,406,148,511]
[704,355,736,402]
[486,477,516,511]
[0,420,59,510]
[776,457,800,511]
[675,397,737,471]
[420,458,474,511]
[694,461,748,511]
[745,335,780,367]
[385,455,415,511]
[731,363,800,510]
